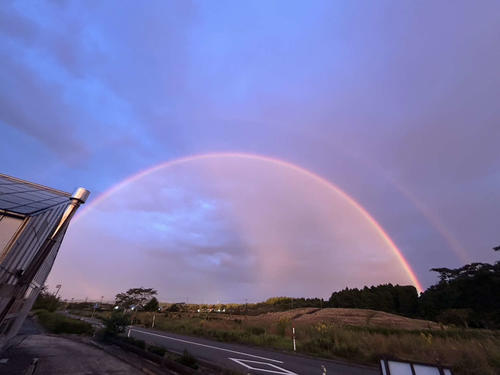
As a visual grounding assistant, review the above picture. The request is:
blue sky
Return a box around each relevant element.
[1,1,499,301]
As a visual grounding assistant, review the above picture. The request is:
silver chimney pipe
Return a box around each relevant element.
[17,187,90,285]
[50,188,90,240]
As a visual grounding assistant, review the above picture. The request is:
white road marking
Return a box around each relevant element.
[129,328,284,364]
[229,358,298,374]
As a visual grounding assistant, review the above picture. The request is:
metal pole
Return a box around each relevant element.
[292,327,296,352]
[54,284,62,298]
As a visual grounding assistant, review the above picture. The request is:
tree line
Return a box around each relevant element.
[107,259,499,329]
[327,261,500,328]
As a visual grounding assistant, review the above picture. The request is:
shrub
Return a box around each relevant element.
[103,312,130,336]
[436,309,472,328]
[168,303,180,312]
[246,326,265,335]
[147,345,166,356]
[177,349,198,369]
[123,336,146,349]
[32,288,60,312]
[35,310,93,335]
[276,317,290,337]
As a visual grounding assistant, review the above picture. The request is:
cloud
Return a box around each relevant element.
[49,157,415,302]
[3,1,499,301]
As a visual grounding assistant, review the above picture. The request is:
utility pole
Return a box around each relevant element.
[91,296,103,319]
[91,302,98,319]
[54,284,62,298]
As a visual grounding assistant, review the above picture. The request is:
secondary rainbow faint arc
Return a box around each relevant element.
[76,152,424,293]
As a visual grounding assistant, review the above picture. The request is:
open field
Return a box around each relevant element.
[69,306,500,375]
[244,307,442,330]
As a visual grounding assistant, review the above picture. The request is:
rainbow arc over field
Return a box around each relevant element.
[76,152,424,293]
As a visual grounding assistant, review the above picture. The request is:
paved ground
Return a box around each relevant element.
[4,334,145,375]
[129,327,379,375]
[1,318,144,375]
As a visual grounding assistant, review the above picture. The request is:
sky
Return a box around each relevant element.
[1,1,499,302]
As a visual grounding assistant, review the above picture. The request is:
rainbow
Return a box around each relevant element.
[389,184,469,263]
[311,143,467,263]
[76,152,424,293]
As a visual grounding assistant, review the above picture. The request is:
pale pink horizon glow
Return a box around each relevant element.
[49,156,418,302]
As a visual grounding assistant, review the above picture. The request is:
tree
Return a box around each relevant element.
[144,297,159,312]
[115,287,157,310]
[420,261,500,328]
[328,284,418,316]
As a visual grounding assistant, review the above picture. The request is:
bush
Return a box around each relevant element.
[276,317,290,337]
[177,349,198,369]
[147,345,166,356]
[167,303,181,312]
[35,310,93,335]
[32,289,60,312]
[103,312,130,336]
[436,309,473,328]
[122,336,146,349]
[246,326,265,335]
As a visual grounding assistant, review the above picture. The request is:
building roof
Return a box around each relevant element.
[0,173,71,216]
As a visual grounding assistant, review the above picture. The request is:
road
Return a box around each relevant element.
[128,327,379,375]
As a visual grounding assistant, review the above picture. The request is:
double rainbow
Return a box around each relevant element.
[76,152,424,293]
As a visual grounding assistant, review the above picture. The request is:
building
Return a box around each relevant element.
[0,173,89,350]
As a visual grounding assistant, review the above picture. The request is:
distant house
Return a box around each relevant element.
[0,173,89,350]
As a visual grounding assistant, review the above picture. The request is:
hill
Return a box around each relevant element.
[253,307,441,330]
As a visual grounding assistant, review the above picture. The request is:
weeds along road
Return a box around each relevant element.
[128,327,378,375]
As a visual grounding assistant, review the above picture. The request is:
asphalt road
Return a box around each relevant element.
[128,327,379,375]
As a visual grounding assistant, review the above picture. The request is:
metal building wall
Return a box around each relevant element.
[0,203,68,348]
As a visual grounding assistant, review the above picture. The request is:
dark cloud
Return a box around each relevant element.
[0,52,89,163]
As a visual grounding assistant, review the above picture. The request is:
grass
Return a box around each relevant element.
[34,309,93,335]
[138,310,500,375]
[68,307,500,375]
[177,349,199,369]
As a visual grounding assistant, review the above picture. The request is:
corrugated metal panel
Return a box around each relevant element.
[0,203,67,284]
[0,174,88,350]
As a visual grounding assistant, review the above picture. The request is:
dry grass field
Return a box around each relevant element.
[148,308,500,375]
[70,306,500,375]
[248,307,441,330]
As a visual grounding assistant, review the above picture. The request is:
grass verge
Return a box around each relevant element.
[34,310,93,335]
[145,313,500,375]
